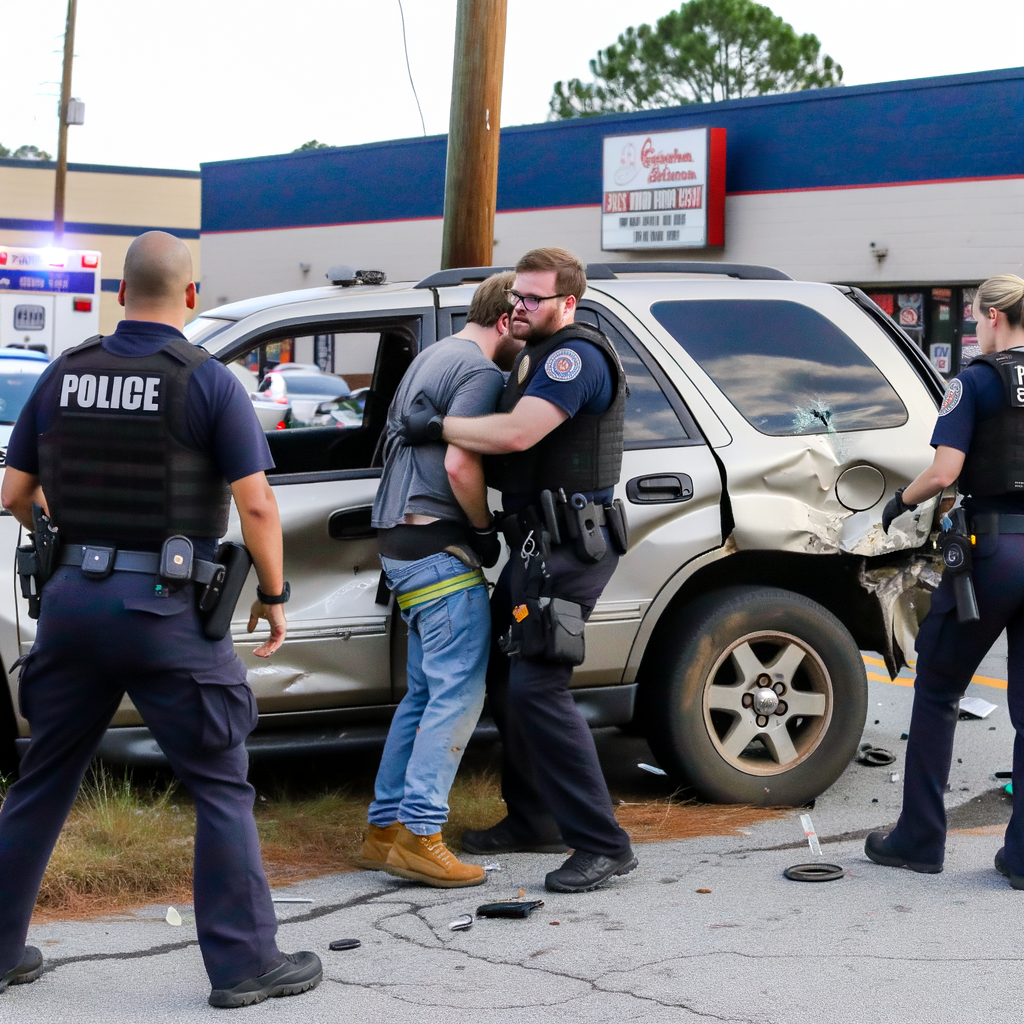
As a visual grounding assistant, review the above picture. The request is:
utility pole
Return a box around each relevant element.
[53,0,79,243]
[440,0,507,270]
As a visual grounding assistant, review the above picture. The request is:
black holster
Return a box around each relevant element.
[939,508,979,624]
[17,504,61,619]
[199,542,253,640]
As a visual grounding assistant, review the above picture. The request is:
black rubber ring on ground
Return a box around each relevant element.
[784,863,846,882]
[856,747,897,766]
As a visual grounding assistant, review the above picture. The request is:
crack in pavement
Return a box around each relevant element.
[38,886,396,976]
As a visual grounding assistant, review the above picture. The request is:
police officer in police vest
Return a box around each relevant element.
[0,232,321,1007]
[869,274,1024,887]
[404,248,636,892]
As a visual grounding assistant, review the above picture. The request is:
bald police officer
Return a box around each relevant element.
[0,232,321,1008]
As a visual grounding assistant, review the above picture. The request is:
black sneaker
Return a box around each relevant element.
[0,946,43,994]
[994,847,1024,890]
[461,818,568,855]
[864,831,942,874]
[545,848,638,893]
[208,951,323,1009]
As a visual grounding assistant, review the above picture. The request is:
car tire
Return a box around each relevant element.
[641,586,867,806]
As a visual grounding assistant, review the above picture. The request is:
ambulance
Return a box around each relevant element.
[0,245,101,357]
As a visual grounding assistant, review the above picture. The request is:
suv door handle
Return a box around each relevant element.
[328,506,377,540]
[626,474,693,504]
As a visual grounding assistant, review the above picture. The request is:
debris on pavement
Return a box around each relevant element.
[637,762,667,776]
[165,907,182,927]
[856,745,897,766]
[800,813,822,856]
[549,921,560,925]
[696,888,712,894]
[272,897,314,904]
[448,915,474,932]
[958,696,998,720]
[890,773,901,783]
[328,939,361,951]
[476,900,545,919]
[483,863,502,872]
[784,863,846,882]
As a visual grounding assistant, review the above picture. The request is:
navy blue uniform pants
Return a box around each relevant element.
[0,569,281,989]
[486,532,632,857]
[891,533,1024,872]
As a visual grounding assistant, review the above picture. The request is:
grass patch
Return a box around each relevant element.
[14,750,787,921]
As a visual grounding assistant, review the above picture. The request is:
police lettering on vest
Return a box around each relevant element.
[58,373,164,412]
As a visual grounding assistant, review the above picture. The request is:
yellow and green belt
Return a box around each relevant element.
[394,569,485,611]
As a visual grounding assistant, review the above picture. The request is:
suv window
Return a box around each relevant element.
[228,322,417,478]
[575,307,696,449]
[651,299,908,436]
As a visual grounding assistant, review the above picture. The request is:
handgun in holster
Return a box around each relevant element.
[937,508,980,624]
[17,504,61,620]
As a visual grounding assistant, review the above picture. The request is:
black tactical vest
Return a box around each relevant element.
[38,335,232,544]
[958,350,1024,497]
[484,322,626,496]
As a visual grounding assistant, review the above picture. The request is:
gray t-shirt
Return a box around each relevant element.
[372,336,504,529]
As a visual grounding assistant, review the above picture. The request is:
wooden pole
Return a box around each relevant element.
[440,0,507,270]
[53,0,78,243]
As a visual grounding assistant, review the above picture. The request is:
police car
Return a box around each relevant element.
[0,263,945,805]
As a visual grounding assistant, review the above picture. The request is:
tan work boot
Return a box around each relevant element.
[356,822,401,870]
[383,824,486,888]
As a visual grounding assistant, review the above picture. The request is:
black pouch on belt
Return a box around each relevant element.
[505,596,586,666]
[563,493,606,564]
[604,498,629,555]
[200,542,253,641]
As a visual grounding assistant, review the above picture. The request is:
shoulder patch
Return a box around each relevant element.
[545,348,582,382]
[938,378,963,417]
[517,353,530,384]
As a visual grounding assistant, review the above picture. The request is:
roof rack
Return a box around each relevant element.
[414,266,514,289]
[586,262,792,281]
[415,261,792,289]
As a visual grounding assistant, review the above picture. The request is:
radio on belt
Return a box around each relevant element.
[159,535,194,586]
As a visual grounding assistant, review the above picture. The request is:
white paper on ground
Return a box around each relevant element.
[959,696,998,719]
[165,907,182,927]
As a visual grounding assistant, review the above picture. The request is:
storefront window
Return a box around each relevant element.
[961,288,980,366]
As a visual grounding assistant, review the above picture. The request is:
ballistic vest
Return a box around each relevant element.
[484,322,625,496]
[38,335,232,544]
[958,350,1024,497]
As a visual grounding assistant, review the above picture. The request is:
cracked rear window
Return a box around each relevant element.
[651,299,908,436]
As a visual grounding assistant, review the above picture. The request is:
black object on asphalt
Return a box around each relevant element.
[784,863,845,882]
[995,771,1013,779]
[328,939,361,951]
[449,914,474,932]
[476,900,545,918]
[856,746,897,766]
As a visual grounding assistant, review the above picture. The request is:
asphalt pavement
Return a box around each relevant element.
[3,638,1020,1024]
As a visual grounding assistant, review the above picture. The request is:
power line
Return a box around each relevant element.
[397,0,426,137]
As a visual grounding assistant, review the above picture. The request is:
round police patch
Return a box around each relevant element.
[517,354,530,384]
[545,348,582,382]
[938,378,963,417]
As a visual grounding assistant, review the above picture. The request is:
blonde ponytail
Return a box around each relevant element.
[977,274,1024,328]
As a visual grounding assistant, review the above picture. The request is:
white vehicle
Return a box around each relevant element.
[0,349,50,448]
[249,365,353,430]
[0,246,101,357]
[0,262,946,805]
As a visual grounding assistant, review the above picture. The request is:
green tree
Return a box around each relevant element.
[293,140,333,151]
[0,142,10,157]
[10,144,52,160]
[550,0,842,118]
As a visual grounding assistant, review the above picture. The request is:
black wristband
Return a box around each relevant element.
[257,581,290,605]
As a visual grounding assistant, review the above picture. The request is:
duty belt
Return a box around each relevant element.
[394,569,485,611]
[59,544,222,584]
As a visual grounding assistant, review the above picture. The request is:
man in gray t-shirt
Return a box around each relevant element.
[360,272,520,888]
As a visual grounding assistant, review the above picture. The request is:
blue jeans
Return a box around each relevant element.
[368,552,490,835]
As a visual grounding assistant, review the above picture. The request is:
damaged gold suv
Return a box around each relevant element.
[0,262,944,805]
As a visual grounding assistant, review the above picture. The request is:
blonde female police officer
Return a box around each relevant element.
[868,275,1024,887]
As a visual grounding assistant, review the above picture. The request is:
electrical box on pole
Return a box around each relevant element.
[440,0,507,271]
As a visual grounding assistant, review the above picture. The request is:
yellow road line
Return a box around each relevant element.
[861,656,1008,691]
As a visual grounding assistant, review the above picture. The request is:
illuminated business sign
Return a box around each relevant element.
[601,127,726,250]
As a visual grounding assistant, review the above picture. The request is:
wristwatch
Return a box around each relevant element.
[256,582,290,605]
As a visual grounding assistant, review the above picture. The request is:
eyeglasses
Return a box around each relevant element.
[506,290,567,312]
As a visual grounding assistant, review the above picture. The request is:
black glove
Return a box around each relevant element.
[469,523,502,568]
[401,392,444,445]
[881,487,918,534]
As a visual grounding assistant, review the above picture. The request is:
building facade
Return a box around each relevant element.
[0,159,200,335]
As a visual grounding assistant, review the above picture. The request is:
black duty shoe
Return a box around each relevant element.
[0,946,43,994]
[461,818,568,855]
[864,831,942,874]
[545,848,638,893]
[208,951,323,1009]
[994,847,1024,890]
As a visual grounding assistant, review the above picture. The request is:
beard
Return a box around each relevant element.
[511,305,564,345]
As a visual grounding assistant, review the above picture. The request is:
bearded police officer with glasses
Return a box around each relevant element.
[868,275,1024,888]
[0,232,321,1008]
[403,247,637,893]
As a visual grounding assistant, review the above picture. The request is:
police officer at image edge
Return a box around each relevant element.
[403,247,637,893]
[0,231,322,1007]
[869,274,1024,888]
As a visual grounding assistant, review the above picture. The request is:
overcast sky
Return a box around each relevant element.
[1,0,1022,170]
